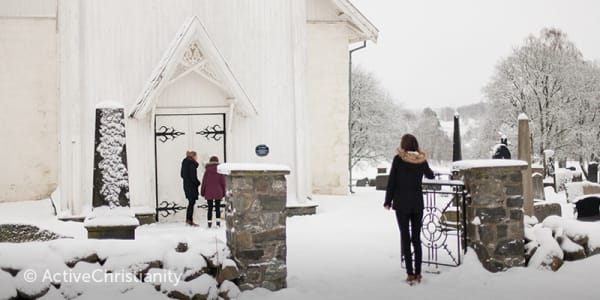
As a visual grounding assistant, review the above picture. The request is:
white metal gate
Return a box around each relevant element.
[154,113,226,222]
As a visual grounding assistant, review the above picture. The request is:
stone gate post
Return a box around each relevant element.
[218,163,290,291]
[453,160,527,272]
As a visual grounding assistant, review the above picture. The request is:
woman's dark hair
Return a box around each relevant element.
[209,156,219,163]
[400,134,419,152]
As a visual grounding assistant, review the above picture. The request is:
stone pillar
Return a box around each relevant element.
[219,164,289,291]
[84,101,139,239]
[589,162,598,183]
[518,114,534,216]
[453,113,462,162]
[453,160,527,272]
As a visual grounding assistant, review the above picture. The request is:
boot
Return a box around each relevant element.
[186,220,199,227]
[415,274,422,283]
[216,221,221,228]
[208,221,212,228]
[406,275,416,285]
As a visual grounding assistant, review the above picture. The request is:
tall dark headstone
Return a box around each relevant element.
[452,113,462,162]
[92,103,130,208]
[86,101,138,240]
[589,162,598,183]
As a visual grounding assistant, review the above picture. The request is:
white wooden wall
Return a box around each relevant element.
[58,0,309,215]
[0,0,58,202]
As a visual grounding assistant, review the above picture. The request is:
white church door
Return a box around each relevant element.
[154,113,226,222]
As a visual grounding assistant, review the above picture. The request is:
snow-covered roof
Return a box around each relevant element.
[217,163,291,175]
[129,16,258,119]
[453,159,528,171]
[332,0,379,43]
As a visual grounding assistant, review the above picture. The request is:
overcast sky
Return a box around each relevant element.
[350,0,600,110]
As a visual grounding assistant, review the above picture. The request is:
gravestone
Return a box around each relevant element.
[85,101,139,239]
[532,173,545,200]
[219,164,289,291]
[376,167,388,190]
[574,196,600,221]
[534,202,561,222]
[356,177,368,187]
[589,163,598,183]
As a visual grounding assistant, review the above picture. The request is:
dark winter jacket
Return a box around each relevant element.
[201,163,226,200]
[492,144,511,159]
[384,149,435,212]
[181,157,200,200]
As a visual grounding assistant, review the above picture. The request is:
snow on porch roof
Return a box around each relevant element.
[129,16,258,119]
[333,0,379,43]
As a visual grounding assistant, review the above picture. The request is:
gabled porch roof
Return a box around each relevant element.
[129,16,258,119]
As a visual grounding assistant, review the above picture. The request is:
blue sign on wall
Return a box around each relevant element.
[255,144,269,157]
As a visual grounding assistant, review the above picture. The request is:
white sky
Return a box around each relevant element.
[350,0,600,110]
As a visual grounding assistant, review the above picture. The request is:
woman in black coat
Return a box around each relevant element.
[181,151,201,226]
[384,134,435,284]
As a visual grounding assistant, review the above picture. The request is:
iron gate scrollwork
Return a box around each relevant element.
[403,178,468,270]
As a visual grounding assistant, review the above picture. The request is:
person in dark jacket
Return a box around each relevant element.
[181,151,201,226]
[492,137,511,159]
[201,156,226,228]
[384,134,435,285]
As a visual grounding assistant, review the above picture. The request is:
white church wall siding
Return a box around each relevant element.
[0,7,58,202]
[65,0,303,215]
[306,22,351,195]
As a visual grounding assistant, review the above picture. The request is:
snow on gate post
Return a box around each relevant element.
[84,101,139,239]
[218,163,289,291]
[453,160,527,272]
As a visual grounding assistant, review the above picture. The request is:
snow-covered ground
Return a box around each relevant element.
[1,188,600,300]
[241,188,599,300]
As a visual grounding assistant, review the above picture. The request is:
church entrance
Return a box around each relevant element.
[154,113,226,222]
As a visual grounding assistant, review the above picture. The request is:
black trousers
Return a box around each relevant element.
[186,198,196,222]
[207,199,222,222]
[395,209,423,276]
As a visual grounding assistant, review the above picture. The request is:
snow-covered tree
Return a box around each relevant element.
[483,28,600,161]
[412,108,452,162]
[350,66,407,168]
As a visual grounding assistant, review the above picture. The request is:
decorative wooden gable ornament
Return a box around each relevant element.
[129,16,258,119]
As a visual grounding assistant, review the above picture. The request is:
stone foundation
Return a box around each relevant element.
[454,160,527,272]
[219,164,289,291]
[86,225,137,239]
[286,204,318,216]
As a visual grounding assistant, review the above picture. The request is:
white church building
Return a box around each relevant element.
[0,0,378,220]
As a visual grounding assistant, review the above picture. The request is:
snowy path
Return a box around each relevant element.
[241,188,599,300]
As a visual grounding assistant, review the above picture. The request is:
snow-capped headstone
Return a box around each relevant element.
[86,101,139,239]
[532,173,545,200]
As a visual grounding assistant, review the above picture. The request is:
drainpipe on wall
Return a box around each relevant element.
[348,41,367,194]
